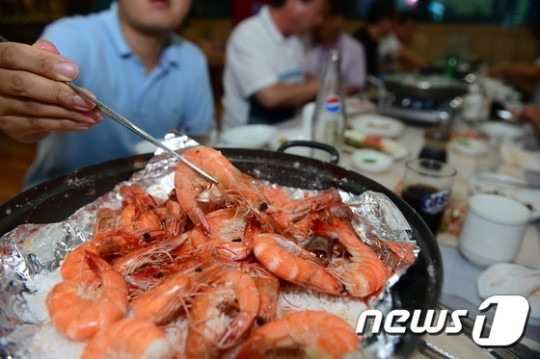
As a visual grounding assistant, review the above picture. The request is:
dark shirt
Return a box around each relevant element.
[353,27,379,77]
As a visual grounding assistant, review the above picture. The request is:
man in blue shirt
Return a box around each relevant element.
[0,0,215,187]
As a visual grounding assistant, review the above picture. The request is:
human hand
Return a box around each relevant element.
[0,39,103,143]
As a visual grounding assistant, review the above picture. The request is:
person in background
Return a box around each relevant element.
[490,63,540,104]
[490,22,540,104]
[0,0,215,188]
[378,11,427,73]
[222,0,324,129]
[520,104,540,138]
[303,0,366,95]
[353,0,396,77]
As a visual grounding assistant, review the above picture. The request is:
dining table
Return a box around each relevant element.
[260,112,540,357]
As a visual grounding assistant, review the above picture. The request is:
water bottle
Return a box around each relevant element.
[311,50,347,150]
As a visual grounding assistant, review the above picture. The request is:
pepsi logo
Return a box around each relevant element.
[324,95,342,114]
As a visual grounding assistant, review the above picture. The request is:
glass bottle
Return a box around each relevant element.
[418,113,451,163]
[311,50,347,150]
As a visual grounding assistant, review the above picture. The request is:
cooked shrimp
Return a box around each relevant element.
[118,203,162,233]
[235,310,360,359]
[46,251,128,340]
[81,318,173,359]
[189,208,252,260]
[111,234,188,276]
[174,146,267,234]
[313,217,389,297]
[130,262,219,325]
[259,184,293,208]
[60,242,98,282]
[154,199,187,235]
[119,185,159,208]
[185,269,260,357]
[94,229,170,257]
[267,189,343,232]
[242,263,279,327]
[253,233,344,296]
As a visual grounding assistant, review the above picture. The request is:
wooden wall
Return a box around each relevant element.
[183,19,540,65]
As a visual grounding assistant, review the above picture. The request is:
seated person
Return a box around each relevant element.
[490,63,540,104]
[378,11,427,73]
[353,0,396,77]
[490,23,540,104]
[520,104,540,138]
[303,0,366,95]
[222,0,324,129]
[0,0,215,188]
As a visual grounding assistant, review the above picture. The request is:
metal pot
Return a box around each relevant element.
[0,148,443,357]
[383,73,468,100]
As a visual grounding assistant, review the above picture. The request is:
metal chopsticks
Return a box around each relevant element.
[0,35,218,184]
[66,82,219,184]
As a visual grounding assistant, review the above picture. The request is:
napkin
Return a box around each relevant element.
[477,263,540,319]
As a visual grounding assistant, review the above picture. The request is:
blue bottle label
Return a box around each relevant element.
[421,190,450,214]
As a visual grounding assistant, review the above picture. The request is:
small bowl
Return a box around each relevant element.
[220,125,277,149]
[351,149,394,174]
[480,122,525,140]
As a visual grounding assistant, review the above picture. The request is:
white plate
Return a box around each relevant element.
[349,114,404,138]
[345,130,408,160]
[450,137,489,156]
[480,122,525,140]
[268,128,311,157]
[345,98,376,116]
[351,149,393,174]
[220,124,277,149]
[469,173,540,222]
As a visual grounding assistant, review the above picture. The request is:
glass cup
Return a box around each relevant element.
[401,159,457,235]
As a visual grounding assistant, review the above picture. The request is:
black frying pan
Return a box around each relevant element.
[0,148,442,357]
[383,73,467,100]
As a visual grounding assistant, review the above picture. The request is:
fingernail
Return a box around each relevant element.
[73,95,94,109]
[89,111,104,123]
[55,62,79,81]
[75,125,92,131]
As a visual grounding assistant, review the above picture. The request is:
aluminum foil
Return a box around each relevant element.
[0,134,417,358]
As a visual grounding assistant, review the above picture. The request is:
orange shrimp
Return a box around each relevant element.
[81,318,173,359]
[185,269,260,357]
[130,262,219,325]
[119,185,159,208]
[258,184,293,208]
[241,263,280,328]
[111,234,188,276]
[94,229,171,257]
[313,217,389,298]
[118,203,162,233]
[253,233,344,296]
[235,310,360,359]
[46,251,128,340]
[60,242,99,282]
[188,208,253,260]
[153,199,187,235]
[266,189,343,231]
[174,146,267,235]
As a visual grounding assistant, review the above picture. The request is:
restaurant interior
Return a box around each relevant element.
[0,0,539,358]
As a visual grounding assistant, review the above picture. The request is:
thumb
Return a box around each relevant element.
[33,39,60,55]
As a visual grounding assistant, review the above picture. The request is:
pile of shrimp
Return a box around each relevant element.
[46,146,417,359]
